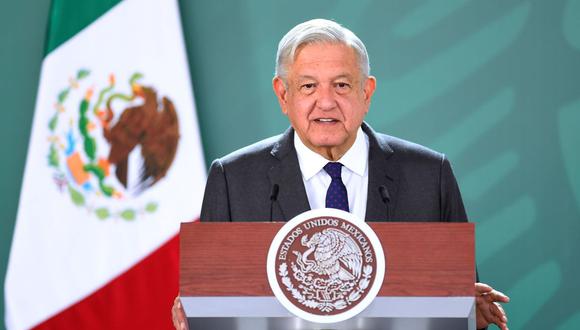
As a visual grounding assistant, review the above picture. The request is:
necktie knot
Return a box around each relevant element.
[324,162,343,179]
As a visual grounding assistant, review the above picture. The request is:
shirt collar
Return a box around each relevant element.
[294,127,368,180]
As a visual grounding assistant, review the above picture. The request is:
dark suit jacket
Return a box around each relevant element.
[200,123,484,328]
[200,122,468,223]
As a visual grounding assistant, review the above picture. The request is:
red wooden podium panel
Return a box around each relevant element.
[180,222,474,298]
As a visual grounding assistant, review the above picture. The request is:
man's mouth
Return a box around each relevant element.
[315,118,338,123]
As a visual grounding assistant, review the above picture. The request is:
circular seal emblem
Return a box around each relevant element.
[267,208,386,323]
[46,69,180,221]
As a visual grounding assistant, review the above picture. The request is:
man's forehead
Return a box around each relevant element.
[295,73,355,82]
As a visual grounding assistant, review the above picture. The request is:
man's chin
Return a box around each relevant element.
[308,137,352,153]
[310,137,346,148]
[297,130,352,153]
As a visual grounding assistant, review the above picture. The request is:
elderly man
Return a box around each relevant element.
[173,19,509,330]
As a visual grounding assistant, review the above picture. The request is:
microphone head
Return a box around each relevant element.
[379,185,390,203]
[270,184,280,201]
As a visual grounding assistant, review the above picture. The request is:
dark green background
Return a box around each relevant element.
[1,1,579,329]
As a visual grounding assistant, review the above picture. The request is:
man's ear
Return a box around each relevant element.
[363,76,376,105]
[360,76,376,116]
[272,76,288,114]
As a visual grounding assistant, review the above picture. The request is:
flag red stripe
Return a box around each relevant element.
[33,235,179,330]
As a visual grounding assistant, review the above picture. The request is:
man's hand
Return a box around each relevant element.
[171,296,189,330]
[475,283,510,330]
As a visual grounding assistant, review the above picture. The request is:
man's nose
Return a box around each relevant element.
[315,85,337,110]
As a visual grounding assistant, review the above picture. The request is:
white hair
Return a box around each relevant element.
[275,19,370,82]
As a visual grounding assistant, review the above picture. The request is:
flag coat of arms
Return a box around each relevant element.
[4,0,206,328]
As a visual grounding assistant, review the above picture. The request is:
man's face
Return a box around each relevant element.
[273,43,376,160]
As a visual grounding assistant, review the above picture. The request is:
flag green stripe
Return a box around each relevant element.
[45,0,122,54]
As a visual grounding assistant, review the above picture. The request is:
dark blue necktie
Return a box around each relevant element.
[323,162,349,212]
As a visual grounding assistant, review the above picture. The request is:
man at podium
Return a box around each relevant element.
[173,19,510,330]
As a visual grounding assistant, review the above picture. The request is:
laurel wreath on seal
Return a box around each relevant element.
[278,263,373,312]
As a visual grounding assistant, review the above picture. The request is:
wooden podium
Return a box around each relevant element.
[180,222,476,330]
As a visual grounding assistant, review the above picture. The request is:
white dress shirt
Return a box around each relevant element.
[294,128,369,220]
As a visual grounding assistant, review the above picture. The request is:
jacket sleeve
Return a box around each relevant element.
[441,155,487,330]
[440,155,468,222]
[200,159,231,222]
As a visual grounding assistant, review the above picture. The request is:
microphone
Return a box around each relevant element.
[379,185,390,220]
[270,184,279,221]
[270,184,279,201]
[379,185,390,203]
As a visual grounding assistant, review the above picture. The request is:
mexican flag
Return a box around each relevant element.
[4,0,206,329]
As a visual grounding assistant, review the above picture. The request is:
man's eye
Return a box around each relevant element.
[300,83,316,94]
[336,82,350,89]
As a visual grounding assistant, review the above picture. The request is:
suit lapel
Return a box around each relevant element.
[268,127,311,221]
[362,123,399,222]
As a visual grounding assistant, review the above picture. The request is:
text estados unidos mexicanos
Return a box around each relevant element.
[277,218,374,263]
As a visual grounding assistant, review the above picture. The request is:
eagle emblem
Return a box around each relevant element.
[46,69,179,220]
[268,209,386,324]
[296,229,363,282]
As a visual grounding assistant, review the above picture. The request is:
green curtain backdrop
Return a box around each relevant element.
[1,0,579,329]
